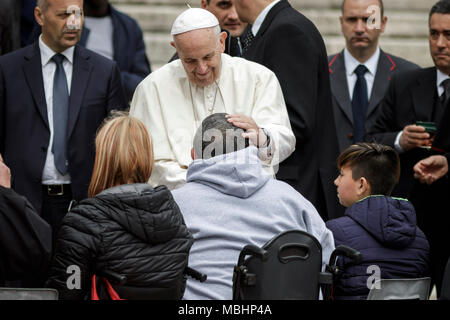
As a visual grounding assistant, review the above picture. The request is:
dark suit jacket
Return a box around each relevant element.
[328,50,419,153]
[0,42,127,214]
[0,186,51,287]
[79,5,151,102]
[367,67,446,198]
[0,0,21,55]
[243,0,341,220]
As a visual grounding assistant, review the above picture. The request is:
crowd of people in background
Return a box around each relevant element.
[0,0,449,300]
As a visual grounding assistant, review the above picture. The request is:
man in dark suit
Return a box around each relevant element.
[80,0,151,102]
[328,0,419,154]
[0,0,127,241]
[368,0,450,296]
[234,0,341,220]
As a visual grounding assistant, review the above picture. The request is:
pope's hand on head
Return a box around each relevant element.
[225,114,268,147]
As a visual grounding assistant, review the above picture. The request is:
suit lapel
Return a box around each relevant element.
[329,52,353,123]
[22,42,49,130]
[411,67,436,122]
[67,45,92,140]
[366,50,393,117]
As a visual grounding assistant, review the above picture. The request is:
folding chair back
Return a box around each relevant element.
[367,277,431,300]
[0,288,59,300]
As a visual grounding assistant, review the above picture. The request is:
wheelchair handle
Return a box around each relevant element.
[331,245,362,264]
[185,267,207,283]
[238,245,268,265]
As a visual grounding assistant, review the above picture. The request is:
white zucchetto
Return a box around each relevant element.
[171,8,219,36]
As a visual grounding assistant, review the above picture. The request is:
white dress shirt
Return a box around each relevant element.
[394,69,450,153]
[251,0,281,36]
[39,35,73,185]
[344,47,380,100]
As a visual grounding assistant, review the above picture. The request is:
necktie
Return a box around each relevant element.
[440,78,450,106]
[434,78,450,123]
[241,28,255,55]
[352,65,369,143]
[52,54,69,175]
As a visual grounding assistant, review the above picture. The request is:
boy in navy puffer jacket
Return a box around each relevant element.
[326,143,430,300]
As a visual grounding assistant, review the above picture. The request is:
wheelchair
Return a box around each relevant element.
[232,229,361,300]
[91,266,207,300]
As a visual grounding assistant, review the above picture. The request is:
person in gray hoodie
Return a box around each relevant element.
[172,113,335,300]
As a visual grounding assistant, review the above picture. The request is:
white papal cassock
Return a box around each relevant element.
[130,53,296,189]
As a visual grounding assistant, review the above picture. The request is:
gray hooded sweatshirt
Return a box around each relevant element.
[172,146,335,300]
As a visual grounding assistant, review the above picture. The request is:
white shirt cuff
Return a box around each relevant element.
[394,131,405,153]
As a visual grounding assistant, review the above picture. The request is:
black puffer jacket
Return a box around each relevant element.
[46,184,193,300]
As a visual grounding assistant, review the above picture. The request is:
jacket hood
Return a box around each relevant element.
[186,146,270,198]
[346,196,417,249]
[88,183,184,245]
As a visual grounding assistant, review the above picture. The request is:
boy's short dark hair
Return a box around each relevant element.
[337,143,400,196]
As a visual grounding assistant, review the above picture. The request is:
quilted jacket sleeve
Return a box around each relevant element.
[46,203,102,300]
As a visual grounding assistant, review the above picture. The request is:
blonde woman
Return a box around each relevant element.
[46,112,193,300]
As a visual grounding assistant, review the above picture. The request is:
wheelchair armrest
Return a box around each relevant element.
[97,269,127,286]
[185,267,207,283]
[318,272,333,285]
[237,245,268,265]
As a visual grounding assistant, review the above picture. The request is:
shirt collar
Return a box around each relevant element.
[437,68,450,87]
[344,47,380,77]
[251,0,280,36]
[39,35,75,66]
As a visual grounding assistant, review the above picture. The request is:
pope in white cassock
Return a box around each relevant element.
[130,8,295,189]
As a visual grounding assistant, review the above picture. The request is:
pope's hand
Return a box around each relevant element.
[225,114,268,147]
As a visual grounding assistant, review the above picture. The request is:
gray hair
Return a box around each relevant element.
[193,113,249,159]
[37,0,49,11]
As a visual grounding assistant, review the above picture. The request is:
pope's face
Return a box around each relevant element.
[35,0,84,52]
[201,0,247,37]
[174,28,226,87]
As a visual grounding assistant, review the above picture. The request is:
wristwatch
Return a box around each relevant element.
[259,128,271,148]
